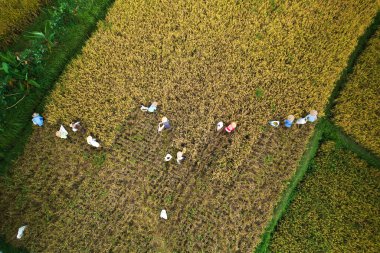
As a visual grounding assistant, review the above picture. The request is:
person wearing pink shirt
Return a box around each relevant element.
[225,122,237,133]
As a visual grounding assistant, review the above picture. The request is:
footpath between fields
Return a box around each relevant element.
[255,11,380,253]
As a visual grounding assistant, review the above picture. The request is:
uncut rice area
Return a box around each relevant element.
[0,0,378,252]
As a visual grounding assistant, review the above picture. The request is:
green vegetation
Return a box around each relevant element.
[269,141,380,252]
[0,236,28,253]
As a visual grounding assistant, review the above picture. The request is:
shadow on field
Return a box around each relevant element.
[0,236,28,253]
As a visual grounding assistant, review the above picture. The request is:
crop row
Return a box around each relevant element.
[269,141,380,252]
[1,0,378,252]
[333,28,380,157]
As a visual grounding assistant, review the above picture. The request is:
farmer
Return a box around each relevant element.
[176,148,186,164]
[269,121,280,127]
[32,113,44,126]
[158,117,171,132]
[141,101,158,113]
[86,136,100,148]
[225,122,237,133]
[17,225,27,239]
[55,125,69,139]
[160,209,168,220]
[284,115,295,128]
[70,121,81,132]
[295,117,307,126]
[305,110,318,122]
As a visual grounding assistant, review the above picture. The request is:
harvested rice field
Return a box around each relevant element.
[0,0,379,252]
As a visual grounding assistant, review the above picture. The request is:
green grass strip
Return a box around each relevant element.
[0,0,115,174]
[255,11,380,253]
[322,119,380,168]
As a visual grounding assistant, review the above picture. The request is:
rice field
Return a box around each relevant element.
[333,29,380,157]
[269,141,380,252]
[0,0,378,252]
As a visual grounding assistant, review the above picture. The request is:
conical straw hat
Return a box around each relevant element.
[287,115,295,121]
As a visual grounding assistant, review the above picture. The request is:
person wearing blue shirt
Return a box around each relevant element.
[148,102,158,112]
[32,113,44,126]
[141,101,158,113]
[305,110,318,122]
[284,115,295,128]
[158,116,170,132]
